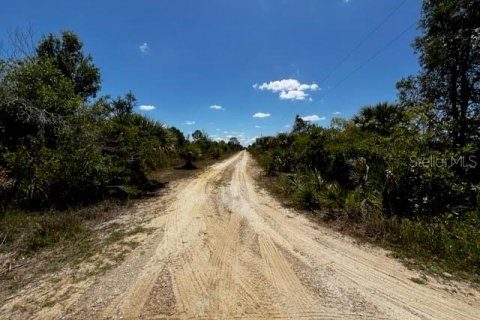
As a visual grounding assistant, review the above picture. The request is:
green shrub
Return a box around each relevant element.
[275,173,295,197]
[345,188,382,222]
[293,185,319,211]
[476,186,480,210]
[319,182,345,208]
[345,189,363,221]
[291,171,322,210]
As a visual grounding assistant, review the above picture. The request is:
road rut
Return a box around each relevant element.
[7,151,480,319]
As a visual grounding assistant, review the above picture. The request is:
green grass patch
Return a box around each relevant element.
[363,211,480,283]
[0,209,89,254]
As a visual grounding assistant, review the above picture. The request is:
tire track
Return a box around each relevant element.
[21,151,479,319]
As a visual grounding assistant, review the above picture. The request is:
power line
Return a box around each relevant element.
[318,22,417,101]
[318,0,408,85]
[276,21,417,127]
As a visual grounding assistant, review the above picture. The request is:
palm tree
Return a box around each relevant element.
[352,102,404,135]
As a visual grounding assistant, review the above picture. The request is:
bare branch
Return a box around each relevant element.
[0,25,37,61]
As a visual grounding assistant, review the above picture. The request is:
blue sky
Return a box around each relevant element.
[1,0,422,144]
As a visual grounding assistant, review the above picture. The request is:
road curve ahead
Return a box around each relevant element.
[45,151,480,319]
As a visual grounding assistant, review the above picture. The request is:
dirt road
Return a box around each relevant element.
[4,151,480,319]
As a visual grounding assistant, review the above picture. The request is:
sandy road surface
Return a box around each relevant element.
[4,151,480,319]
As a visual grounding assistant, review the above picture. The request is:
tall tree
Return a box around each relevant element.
[36,31,101,100]
[352,102,404,135]
[412,0,480,147]
[112,91,136,119]
[168,126,187,148]
[292,115,308,134]
[192,130,206,141]
[228,137,240,146]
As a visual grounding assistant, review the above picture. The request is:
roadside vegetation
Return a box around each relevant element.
[0,31,242,260]
[249,0,480,282]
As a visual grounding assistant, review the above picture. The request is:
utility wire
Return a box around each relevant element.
[318,0,408,85]
[275,21,417,127]
[318,22,417,102]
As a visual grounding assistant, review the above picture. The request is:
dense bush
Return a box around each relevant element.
[250,105,479,219]
[249,107,479,279]
[0,31,243,211]
[248,0,480,278]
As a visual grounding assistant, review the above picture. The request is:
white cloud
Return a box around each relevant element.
[279,90,308,100]
[253,79,319,101]
[139,42,149,55]
[210,134,221,141]
[255,125,261,128]
[256,79,318,92]
[209,105,224,110]
[138,105,155,111]
[301,114,326,122]
[216,128,221,131]
[285,124,291,128]
[185,120,196,125]
[253,112,271,118]
[333,111,342,115]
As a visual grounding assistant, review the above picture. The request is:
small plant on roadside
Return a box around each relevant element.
[291,170,323,211]
[319,182,346,208]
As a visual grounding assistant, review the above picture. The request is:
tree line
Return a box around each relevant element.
[249,0,480,277]
[0,31,242,211]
